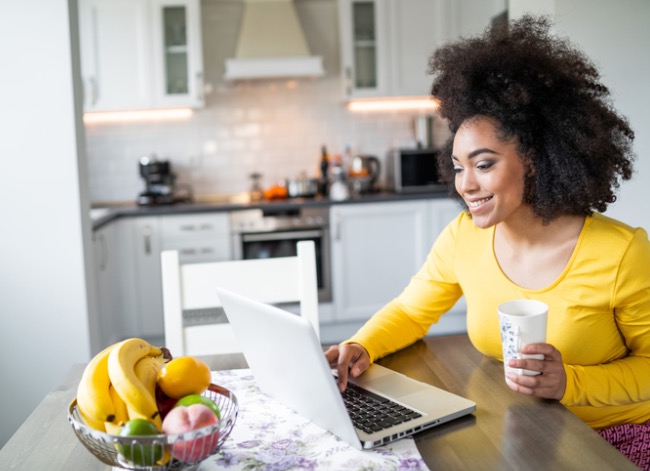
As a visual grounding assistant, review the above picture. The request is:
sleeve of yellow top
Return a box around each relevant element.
[561,228,650,407]
[346,215,464,363]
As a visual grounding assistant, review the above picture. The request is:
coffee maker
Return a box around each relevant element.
[137,156,191,206]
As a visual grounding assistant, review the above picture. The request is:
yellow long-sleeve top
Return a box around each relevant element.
[348,211,650,429]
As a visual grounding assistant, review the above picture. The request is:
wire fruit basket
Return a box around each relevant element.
[68,383,238,471]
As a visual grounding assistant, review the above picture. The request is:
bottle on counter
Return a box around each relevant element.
[342,145,354,175]
[319,145,330,196]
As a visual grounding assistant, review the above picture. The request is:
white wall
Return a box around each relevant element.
[0,0,94,449]
[510,0,650,231]
[554,0,650,231]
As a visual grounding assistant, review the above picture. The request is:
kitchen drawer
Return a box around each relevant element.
[162,238,232,264]
[160,213,230,242]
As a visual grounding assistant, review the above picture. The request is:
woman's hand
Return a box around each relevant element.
[324,343,370,392]
[505,343,566,400]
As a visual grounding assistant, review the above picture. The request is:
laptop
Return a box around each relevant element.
[217,287,476,450]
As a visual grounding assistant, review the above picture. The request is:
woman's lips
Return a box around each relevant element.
[467,196,492,212]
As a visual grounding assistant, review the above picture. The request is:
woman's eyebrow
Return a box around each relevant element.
[451,148,498,161]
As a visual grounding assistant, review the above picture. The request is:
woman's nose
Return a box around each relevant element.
[457,169,478,193]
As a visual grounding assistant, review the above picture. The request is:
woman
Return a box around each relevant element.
[326,15,650,468]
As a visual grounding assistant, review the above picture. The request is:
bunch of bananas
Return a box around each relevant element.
[76,337,170,434]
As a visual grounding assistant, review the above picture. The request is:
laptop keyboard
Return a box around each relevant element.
[341,381,423,434]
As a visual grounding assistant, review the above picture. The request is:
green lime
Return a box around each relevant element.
[174,394,221,419]
[117,418,163,466]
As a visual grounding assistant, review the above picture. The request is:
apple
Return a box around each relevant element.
[162,404,220,462]
[117,419,164,466]
[175,394,221,419]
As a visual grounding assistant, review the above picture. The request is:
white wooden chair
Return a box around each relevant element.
[161,240,319,356]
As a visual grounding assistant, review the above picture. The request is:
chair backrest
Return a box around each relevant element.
[161,240,319,356]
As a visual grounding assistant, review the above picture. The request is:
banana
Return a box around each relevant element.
[125,354,167,430]
[103,383,129,435]
[79,407,108,432]
[104,421,122,436]
[108,338,163,428]
[76,342,118,430]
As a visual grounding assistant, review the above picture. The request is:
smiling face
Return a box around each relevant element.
[452,117,530,229]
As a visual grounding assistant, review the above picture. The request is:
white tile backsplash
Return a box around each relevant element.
[85,82,438,203]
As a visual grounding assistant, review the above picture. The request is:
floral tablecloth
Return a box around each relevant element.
[195,369,429,471]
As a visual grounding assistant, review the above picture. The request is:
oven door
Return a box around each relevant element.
[238,228,332,302]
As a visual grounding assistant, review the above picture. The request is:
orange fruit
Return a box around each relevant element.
[157,356,211,399]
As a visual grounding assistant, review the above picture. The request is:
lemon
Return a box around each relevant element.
[157,356,211,399]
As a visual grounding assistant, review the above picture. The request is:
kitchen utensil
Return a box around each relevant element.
[286,173,319,198]
[68,383,238,470]
[349,155,381,194]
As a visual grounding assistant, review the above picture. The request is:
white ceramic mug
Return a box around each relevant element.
[498,300,548,377]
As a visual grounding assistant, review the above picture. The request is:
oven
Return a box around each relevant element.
[230,206,332,302]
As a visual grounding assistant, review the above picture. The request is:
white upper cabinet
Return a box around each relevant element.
[78,0,204,112]
[338,0,440,99]
[150,0,204,109]
[385,0,442,98]
[78,0,152,111]
[338,0,507,99]
[338,0,390,98]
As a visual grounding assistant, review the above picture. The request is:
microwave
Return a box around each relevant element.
[388,148,447,193]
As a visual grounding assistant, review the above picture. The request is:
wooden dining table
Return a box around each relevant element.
[0,334,637,470]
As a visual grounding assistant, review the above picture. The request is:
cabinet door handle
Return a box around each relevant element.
[196,71,204,102]
[142,226,152,255]
[180,248,196,256]
[88,77,98,105]
[335,215,341,242]
[199,223,213,231]
[179,224,196,231]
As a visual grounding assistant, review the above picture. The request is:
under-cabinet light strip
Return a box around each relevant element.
[347,98,438,112]
[83,108,194,124]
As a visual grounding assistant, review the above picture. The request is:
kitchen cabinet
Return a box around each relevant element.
[78,0,203,112]
[338,0,443,99]
[160,213,232,264]
[330,198,466,325]
[150,0,204,109]
[337,0,507,99]
[330,200,432,321]
[92,220,140,345]
[130,216,164,339]
[92,223,120,345]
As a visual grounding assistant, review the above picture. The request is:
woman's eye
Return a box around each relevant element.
[452,166,463,174]
[477,161,494,171]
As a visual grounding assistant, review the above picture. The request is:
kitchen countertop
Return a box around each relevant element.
[90,190,454,230]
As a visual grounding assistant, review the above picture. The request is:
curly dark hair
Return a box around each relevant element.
[429,15,635,222]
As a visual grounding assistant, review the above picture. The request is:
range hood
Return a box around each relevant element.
[224,0,325,81]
